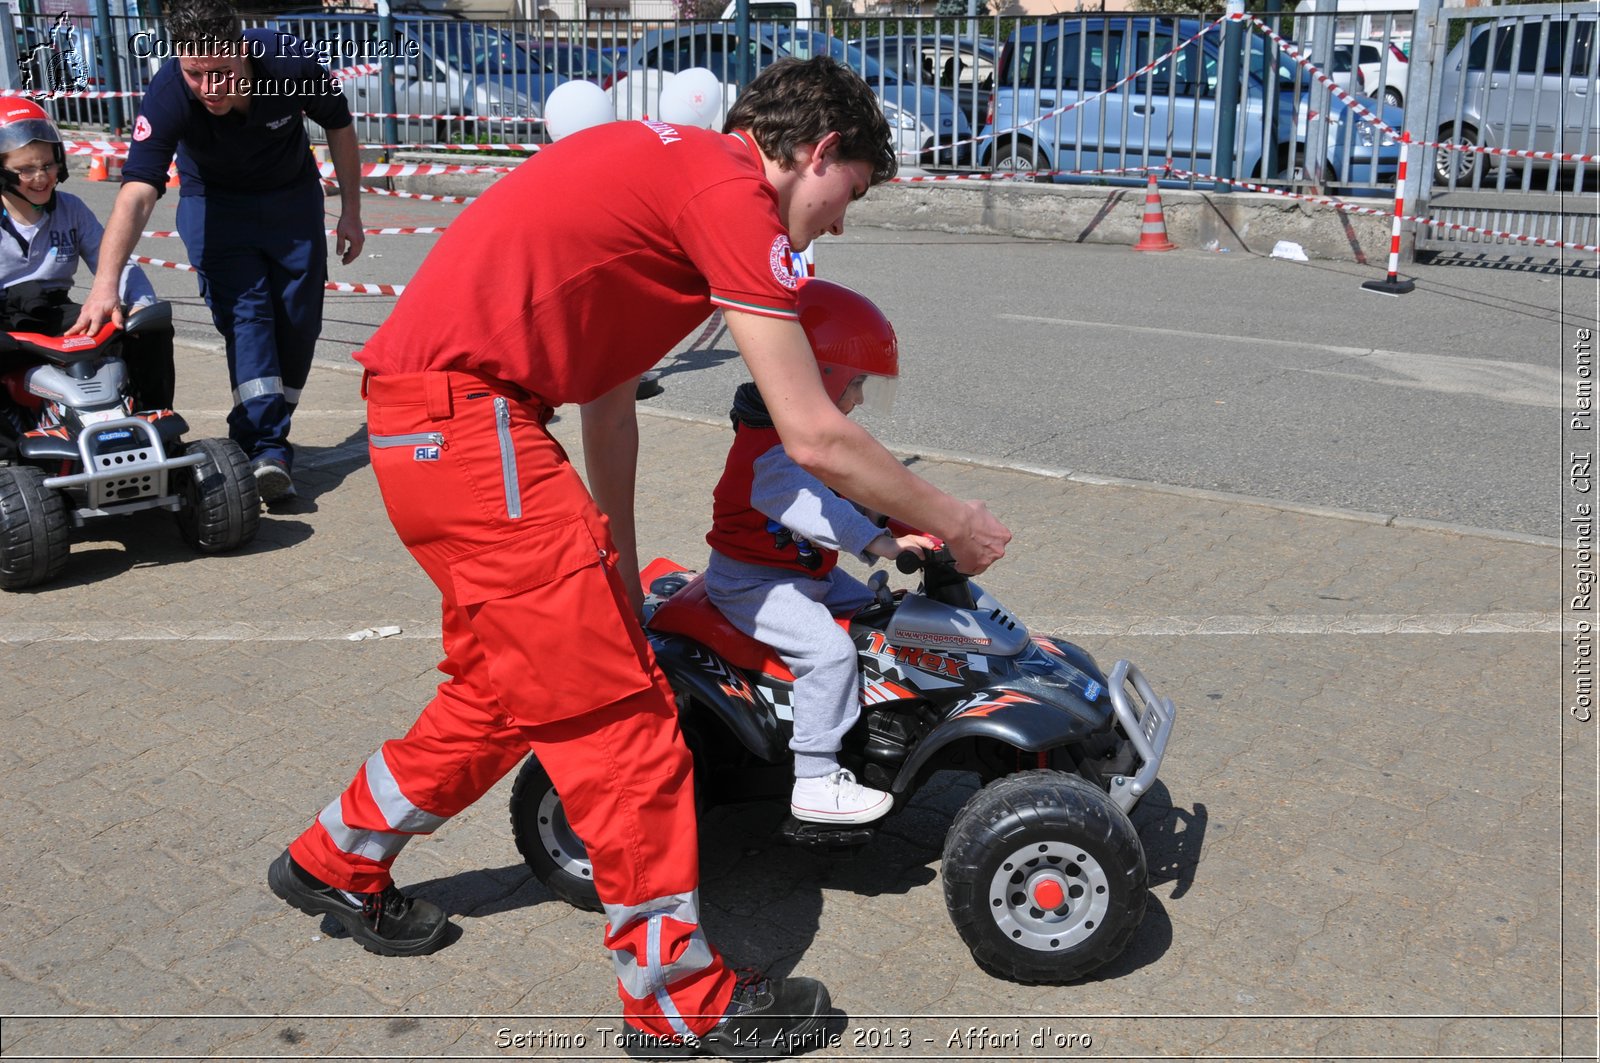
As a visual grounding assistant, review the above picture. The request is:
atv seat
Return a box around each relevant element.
[0,320,119,364]
[646,567,852,684]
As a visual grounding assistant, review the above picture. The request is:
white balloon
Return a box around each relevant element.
[657,66,724,129]
[544,80,616,142]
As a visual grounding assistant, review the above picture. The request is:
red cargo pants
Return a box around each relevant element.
[288,369,735,1038]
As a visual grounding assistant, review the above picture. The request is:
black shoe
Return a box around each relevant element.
[636,372,664,401]
[621,970,831,1060]
[267,850,448,957]
[252,457,296,502]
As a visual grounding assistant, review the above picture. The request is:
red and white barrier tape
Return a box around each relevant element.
[356,142,543,153]
[1168,164,1599,253]
[1414,138,1597,165]
[130,255,407,294]
[893,165,1158,184]
[141,226,448,238]
[1243,15,1401,142]
[1,88,142,98]
[351,111,543,123]
[350,185,479,205]
[318,160,516,179]
[130,256,196,273]
[326,280,406,295]
[1239,17,1593,167]
[1408,213,1598,254]
[1161,166,1391,217]
[329,62,382,82]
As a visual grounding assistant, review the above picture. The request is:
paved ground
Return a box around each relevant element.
[1,339,1593,1062]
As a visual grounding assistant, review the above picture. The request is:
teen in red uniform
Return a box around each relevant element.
[267,57,1011,1060]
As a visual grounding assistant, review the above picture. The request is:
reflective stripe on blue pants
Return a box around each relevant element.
[177,180,326,468]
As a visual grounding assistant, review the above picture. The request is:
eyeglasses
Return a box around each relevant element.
[9,163,60,180]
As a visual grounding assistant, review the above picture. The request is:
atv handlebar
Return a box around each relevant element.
[894,545,978,610]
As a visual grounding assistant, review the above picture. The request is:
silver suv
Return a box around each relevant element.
[1434,12,1598,186]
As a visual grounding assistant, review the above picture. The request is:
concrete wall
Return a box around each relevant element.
[848,178,1396,260]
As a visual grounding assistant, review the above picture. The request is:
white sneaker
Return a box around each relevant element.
[790,769,892,825]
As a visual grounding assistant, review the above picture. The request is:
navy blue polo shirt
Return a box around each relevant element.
[122,29,352,197]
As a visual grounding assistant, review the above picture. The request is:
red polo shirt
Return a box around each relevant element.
[356,123,801,406]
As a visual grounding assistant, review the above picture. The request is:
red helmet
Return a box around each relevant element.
[797,278,899,411]
[0,99,68,190]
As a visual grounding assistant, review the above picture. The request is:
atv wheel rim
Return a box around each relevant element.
[987,840,1110,952]
[536,789,593,881]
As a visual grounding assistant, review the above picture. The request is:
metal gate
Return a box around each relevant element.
[1414,1,1597,257]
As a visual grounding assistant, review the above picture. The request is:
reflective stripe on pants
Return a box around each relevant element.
[287,369,735,1038]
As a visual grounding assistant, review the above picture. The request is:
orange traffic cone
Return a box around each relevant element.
[166,161,180,189]
[86,154,109,181]
[1132,173,1176,252]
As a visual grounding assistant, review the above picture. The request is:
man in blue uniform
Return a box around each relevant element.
[70,0,365,502]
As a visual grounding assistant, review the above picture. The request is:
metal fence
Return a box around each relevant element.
[1413,2,1596,256]
[23,4,1595,210]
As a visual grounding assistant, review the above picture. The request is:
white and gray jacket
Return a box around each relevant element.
[0,191,155,309]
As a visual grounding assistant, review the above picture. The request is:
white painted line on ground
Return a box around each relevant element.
[998,313,1563,408]
[0,614,1560,644]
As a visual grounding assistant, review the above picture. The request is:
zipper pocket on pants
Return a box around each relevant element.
[369,431,446,449]
[494,396,521,520]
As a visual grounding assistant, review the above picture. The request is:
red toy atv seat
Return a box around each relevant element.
[642,557,851,683]
[0,321,118,362]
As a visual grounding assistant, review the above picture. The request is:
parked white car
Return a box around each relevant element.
[1334,37,1409,107]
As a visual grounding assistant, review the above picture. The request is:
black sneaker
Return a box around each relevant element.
[252,457,296,502]
[620,969,831,1060]
[267,850,448,957]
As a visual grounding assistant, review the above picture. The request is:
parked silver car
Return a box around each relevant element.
[1434,11,1598,186]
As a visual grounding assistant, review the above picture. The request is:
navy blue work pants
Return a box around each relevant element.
[177,180,326,468]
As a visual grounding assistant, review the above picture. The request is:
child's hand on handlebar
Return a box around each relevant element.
[868,531,940,562]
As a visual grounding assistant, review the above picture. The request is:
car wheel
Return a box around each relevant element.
[0,465,70,591]
[1434,124,1481,185]
[174,438,261,554]
[509,752,604,911]
[987,135,1048,182]
[943,770,1147,984]
[1382,86,1402,108]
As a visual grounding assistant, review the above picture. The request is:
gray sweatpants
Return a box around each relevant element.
[704,552,875,780]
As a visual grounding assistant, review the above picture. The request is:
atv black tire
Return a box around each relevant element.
[943,770,1146,984]
[0,466,70,590]
[175,438,260,553]
[509,753,603,912]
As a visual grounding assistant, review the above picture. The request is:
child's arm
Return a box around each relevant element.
[749,445,896,562]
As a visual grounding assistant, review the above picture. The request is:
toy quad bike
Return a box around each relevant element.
[510,543,1177,983]
[0,301,260,590]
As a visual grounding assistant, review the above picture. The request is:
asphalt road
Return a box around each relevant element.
[66,176,1592,540]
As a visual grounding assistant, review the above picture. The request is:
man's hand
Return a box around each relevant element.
[66,291,124,335]
[335,212,365,265]
[944,501,1011,575]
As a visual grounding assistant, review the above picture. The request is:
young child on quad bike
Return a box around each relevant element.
[0,99,175,455]
[705,278,938,825]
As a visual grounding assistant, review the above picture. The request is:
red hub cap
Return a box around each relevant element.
[1031,877,1066,910]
